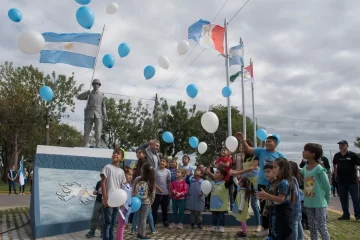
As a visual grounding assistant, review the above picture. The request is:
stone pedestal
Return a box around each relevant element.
[30,145,136,239]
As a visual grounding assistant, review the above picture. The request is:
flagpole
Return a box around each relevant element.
[89,24,106,90]
[224,18,232,137]
[250,58,256,147]
[240,38,246,139]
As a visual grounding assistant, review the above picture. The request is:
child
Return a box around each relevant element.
[152,158,171,227]
[180,155,194,177]
[232,177,254,238]
[257,158,295,239]
[86,179,103,238]
[262,162,276,239]
[289,161,304,240]
[185,167,204,229]
[169,159,177,183]
[206,168,231,233]
[133,162,156,240]
[170,168,188,229]
[204,165,214,211]
[101,148,126,240]
[116,167,133,240]
[301,143,330,240]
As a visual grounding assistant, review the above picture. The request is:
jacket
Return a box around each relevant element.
[77,90,107,119]
[171,179,188,200]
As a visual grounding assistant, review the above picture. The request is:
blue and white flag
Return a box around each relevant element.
[40,32,101,69]
[19,156,25,186]
[229,43,244,66]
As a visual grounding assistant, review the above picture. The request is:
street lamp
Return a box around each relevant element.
[57,136,62,145]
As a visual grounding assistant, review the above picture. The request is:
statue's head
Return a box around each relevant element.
[92,79,101,90]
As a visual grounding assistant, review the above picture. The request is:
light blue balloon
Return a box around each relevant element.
[118,43,131,58]
[8,8,22,23]
[272,134,281,145]
[39,86,54,102]
[256,128,268,141]
[222,86,232,97]
[130,197,141,213]
[76,6,94,29]
[102,54,115,68]
[162,131,174,143]
[189,136,199,148]
[75,0,91,5]
[186,84,198,98]
[144,65,156,80]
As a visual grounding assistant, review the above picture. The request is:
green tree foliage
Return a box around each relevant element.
[355,137,360,149]
[0,62,83,180]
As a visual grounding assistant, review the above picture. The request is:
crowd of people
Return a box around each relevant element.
[6,165,32,195]
[83,135,360,240]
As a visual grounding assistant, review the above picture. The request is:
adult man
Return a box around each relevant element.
[333,140,360,221]
[236,132,285,233]
[77,79,107,148]
[146,139,160,169]
[7,165,18,194]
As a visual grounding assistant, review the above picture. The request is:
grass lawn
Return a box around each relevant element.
[0,182,31,193]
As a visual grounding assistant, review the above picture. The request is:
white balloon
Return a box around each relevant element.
[225,136,238,152]
[201,180,212,195]
[201,112,219,133]
[17,30,45,55]
[158,55,170,69]
[108,189,127,207]
[198,142,207,154]
[106,2,118,14]
[177,40,189,55]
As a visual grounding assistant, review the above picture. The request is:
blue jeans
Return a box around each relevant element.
[338,183,360,219]
[8,181,17,194]
[250,194,261,226]
[212,211,225,227]
[131,210,155,232]
[292,212,303,240]
[103,207,118,240]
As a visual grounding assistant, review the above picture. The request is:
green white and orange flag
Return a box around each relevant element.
[230,64,254,83]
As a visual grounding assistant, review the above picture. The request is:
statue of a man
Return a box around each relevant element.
[77,79,107,148]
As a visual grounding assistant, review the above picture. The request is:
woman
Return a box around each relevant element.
[230,139,262,232]
[19,168,29,195]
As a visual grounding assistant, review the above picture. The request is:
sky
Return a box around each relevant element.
[1,0,360,165]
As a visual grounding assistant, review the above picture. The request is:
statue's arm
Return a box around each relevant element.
[102,97,107,119]
[77,91,90,100]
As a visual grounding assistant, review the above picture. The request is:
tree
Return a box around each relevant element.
[0,62,83,180]
[101,98,152,149]
[354,137,360,149]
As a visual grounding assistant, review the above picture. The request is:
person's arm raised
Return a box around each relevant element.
[236,132,254,155]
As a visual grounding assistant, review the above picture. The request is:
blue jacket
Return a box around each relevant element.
[185,176,205,211]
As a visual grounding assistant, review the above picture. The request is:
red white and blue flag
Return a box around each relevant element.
[188,19,225,54]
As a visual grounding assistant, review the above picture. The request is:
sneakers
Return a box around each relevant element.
[191,223,195,229]
[256,225,263,232]
[177,223,183,229]
[197,223,203,229]
[218,226,225,233]
[85,230,95,238]
[169,223,176,229]
[150,230,158,234]
[338,215,350,220]
[211,226,217,232]
[136,234,151,240]
[237,232,247,238]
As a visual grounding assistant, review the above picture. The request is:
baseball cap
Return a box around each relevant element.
[337,140,348,145]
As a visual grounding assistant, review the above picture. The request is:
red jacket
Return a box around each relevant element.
[170,179,188,200]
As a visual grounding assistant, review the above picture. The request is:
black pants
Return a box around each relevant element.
[258,184,269,229]
[332,182,338,195]
[151,194,169,224]
[274,203,292,240]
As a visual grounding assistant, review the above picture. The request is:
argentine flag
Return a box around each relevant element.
[40,32,101,69]
[229,43,244,66]
[19,157,25,186]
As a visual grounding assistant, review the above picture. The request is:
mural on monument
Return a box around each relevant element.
[56,182,96,204]
[39,168,100,225]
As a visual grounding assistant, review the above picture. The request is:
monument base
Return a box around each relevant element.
[30,145,137,239]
